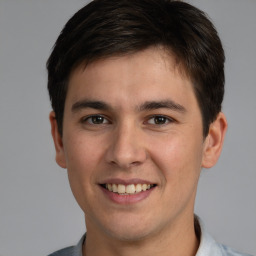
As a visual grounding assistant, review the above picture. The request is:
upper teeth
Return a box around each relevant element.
[106,184,153,194]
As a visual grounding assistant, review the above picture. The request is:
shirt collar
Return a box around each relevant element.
[195,216,223,256]
[74,235,85,256]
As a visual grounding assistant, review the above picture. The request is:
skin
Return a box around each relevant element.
[50,47,227,256]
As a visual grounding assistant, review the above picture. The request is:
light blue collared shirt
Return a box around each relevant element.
[48,218,253,256]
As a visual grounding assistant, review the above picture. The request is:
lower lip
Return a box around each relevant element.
[100,186,156,204]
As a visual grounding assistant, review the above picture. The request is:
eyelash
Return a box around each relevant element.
[146,115,175,125]
[81,114,175,127]
[81,115,110,125]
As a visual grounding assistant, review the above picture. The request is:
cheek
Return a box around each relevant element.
[64,133,102,172]
[149,133,203,184]
[63,135,102,205]
[147,134,203,216]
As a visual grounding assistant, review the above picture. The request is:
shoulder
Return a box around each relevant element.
[218,244,253,256]
[48,246,77,256]
[195,216,253,256]
[48,235,85,256]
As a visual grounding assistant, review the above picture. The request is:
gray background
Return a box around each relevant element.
[0,1,255,255]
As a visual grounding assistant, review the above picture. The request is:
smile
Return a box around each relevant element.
[102,183,155,195]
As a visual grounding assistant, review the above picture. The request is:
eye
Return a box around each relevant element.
[147,115,173,125]
[83,115,109,125]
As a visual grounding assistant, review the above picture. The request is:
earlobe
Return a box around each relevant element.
[202,112,228,169]
[49,111,67,168]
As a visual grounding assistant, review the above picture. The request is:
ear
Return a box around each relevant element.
[202,112,228,168]
[49,111,67,168]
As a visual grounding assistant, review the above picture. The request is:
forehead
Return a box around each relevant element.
[66,47,196,110]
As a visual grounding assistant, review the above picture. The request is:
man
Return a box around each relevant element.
[47,0,251,255]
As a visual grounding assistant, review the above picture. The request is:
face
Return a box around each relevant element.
[50,47,226,242]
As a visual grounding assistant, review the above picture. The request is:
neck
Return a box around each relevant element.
[83,214,200,256]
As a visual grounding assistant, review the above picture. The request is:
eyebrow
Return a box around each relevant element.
[72,100,111,113]
[71,99,186,113]
[138,100,186,113]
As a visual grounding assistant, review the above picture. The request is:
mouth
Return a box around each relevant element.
[100,183,156,195]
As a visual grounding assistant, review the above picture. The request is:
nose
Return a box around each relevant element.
[105,122,147,169]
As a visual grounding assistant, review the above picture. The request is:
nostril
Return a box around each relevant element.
[108,159,141,169]
[105,133,147,168]
[130,161,141,166]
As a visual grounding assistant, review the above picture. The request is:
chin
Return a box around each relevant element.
[100,217,162,242]
[106,228,151,242]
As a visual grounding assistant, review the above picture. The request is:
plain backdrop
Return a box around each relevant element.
[0,1,255,255]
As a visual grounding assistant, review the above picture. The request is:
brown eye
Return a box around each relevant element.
[154,116,167,124]
[84,115,109,124]
[147,115,173,125]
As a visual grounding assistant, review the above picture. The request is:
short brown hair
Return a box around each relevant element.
[47,0,225,137]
